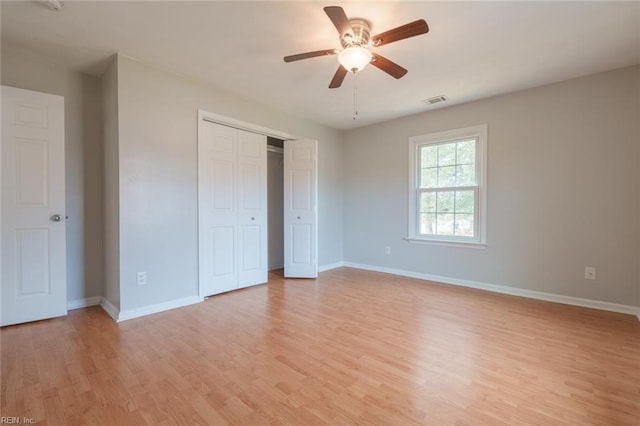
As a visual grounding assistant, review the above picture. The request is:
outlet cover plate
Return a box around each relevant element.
[584,267,596,280]
[136,271,147,286]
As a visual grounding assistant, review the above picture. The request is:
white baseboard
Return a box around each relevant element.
[99,298,120,322]
[103,296,203,323]
[269,264,284,271]
[68,296,102,310]
[343,262,640,319]
[319,261,345,272]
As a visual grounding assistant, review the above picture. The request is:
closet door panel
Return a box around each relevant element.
[237,130,267,288]
[199,122,238,296]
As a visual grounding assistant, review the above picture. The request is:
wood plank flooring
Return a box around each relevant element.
[2,267,639,425]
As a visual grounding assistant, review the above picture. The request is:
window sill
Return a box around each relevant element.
[403,237,488,249]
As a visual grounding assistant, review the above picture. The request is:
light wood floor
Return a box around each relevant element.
[2,268,639,425]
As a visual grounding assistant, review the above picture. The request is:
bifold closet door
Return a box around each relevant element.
[284,139,318,278]
[198,121,267,296]
[237,130,267,288]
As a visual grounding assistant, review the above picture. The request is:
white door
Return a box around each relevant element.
[284,140,318,278]
[1,85,67,326]
[198,120,267,296]
[199,122,238,295]
[237,130,267,288]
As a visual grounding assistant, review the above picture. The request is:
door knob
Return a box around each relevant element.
[51,214,63,222]
[251,217,255,221]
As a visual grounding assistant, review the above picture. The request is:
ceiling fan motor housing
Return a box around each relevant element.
[341,19,371,48]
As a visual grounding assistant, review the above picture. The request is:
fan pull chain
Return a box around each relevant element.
[352,71,358,120]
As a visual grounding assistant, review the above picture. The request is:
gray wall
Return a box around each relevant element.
[637,70,640,309]
[112,55,344,311]
[1,43,104,305]
[344,65,640,307]
[101,56,120,309]
[5,41,635,314]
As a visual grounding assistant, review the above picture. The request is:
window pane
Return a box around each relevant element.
[438,166,456,187]
[457,140,476,164]
[420,213,436,235]
[455,191,475,214]
[454,214,474,237]
[421,145,438,168]
[436,214,454,236]
[456,164,476,186]
[438,143,456,166]
[437,191,454,213]
[420,192,436,212]
[420,167,438,188]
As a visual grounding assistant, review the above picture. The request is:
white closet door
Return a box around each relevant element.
[237,130,267,288]
[199,122,238,295]
[1,85,67,326]
[284,140,318,278]
[198,121,267,296]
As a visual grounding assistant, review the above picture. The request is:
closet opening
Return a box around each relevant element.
[267,136,284,273]
[197,109,318,298]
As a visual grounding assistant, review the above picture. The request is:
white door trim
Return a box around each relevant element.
[199,110,295,141]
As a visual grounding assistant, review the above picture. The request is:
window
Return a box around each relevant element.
[408,125,487,246]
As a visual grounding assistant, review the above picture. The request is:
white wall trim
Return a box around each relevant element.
[343,262,640,318]
[100,296,202,322]
[118,296,202,322]
[68,296,102,310]
[99,298,120,322]
[319,261,345,272]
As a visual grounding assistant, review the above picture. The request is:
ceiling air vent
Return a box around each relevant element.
[423,95,448,105]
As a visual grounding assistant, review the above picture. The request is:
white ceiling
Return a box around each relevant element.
[2,1,639,130]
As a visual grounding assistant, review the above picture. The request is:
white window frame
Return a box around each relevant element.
[407,124,488,248]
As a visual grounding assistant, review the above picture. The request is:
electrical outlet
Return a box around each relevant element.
[136,271,147,286]
[584,267,596,280]
[384,246,391,255]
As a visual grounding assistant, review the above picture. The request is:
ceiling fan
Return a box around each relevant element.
[284,6,429,89]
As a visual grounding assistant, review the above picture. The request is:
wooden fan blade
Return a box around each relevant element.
[329,65,348,89]
[284,49,338,63]
[370,53,407,79]
[324,6,353,38]
[371,19,429,47]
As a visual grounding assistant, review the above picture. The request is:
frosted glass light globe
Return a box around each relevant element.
[338,46,372,72]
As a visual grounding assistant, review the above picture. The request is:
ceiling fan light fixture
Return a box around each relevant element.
[338,46,372,73]
[284,6,429,88]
